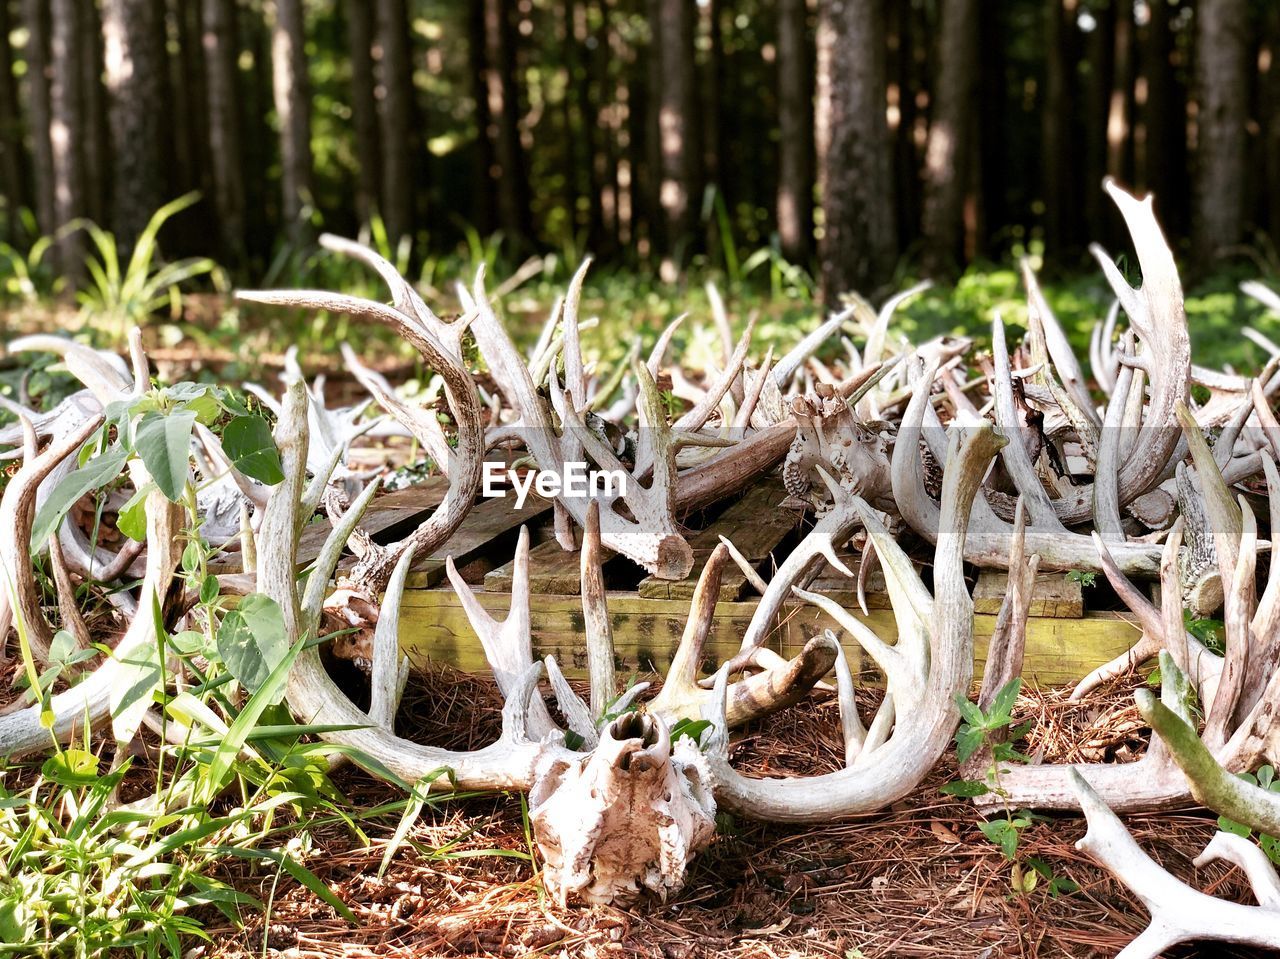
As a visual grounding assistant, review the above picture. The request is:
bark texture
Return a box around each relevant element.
[269,0,313,243]
[776,0,812,263]
[1192,0,1248,263]
[102,0,166,249]
[920,0,978,278]
[374,0,414,243]
[817,0,897,301]
[203,0,246,263]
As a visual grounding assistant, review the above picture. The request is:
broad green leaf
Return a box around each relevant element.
[979,819,1021,861]
[31,446,130,550]
[221,414,284,485]
[41,749,100,788]
[989,678,1022,725]
[1218,815,1253,838]
[953,694,986,728]
[202,639,304,801]
[955,725,985,764]
[199,574,220,605]
[134,409,197,501]
[116,482,153,542]
[939,779,989,797]
[216,593,288,696]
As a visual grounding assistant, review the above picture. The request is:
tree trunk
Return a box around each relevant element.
[102,0,166,250]
[1107,2,1135,186]
[776,0,812,263]
[22,0,55,238]
[816,0,896,300]
[653,0,698,271]
[1083,0,1114,240]
[1042,0,1068,256]
[79,0,108,226]
[920,0,978,278]
[269,0,313,244]
[481,0,531,245]
[1142,0,1183,230]
[173,0,209,199]
[49,0,85,278]
[1265,2,1280,242]
[374,0,414,244]
[0,0,26,233]
[1191,0,1248,263]
[202,0,246,263]
[343,0,380,226]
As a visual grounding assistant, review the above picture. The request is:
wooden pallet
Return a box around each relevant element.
[373,473,1141,689]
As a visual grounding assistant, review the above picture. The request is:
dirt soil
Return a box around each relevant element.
[199,669,1272,959]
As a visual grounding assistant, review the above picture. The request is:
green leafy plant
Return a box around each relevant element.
[1066,569,1097,588]
[74,194,220,346]
[943,679,1078,897]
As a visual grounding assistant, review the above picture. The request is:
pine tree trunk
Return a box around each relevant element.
[1142,0,1180,220]
[269,0,313,244]
[173,0,209,198]
[1042,0,1068,256]
[776,0,812,263]
[1265,2,1280,242]
[481,0,531,244]
[102,0,166,249]
[374,0,414,244]
[1107,3,1135,185]
[343,0,380,225]
[49,0,85,278]
[1191,0,1248,263]
[816,0,896,300]
[653,0,698,271]
[202,0,246,263]
[920,0,978,278]
[0,0,26,233]
[22,0,55,237]
[79,0,108,226]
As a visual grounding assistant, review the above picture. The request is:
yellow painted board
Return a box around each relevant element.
[396,588,1140,689]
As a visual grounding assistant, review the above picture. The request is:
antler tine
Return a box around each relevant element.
[649,545,730,719]
[270,381,557,789]
[341,342,452,475]
[0,427,183,758]
[735,494,860,653]
[1094,331,1137,540]
[580,501,616,718]
[1194,832,1280,910]
[991,312,1065,531]
[368,546,416,732]
[1070,768,1280,959]
[0,412,105,664]
[772,304,854,388]
[445,527,557,739]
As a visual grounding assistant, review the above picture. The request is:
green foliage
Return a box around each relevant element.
[944,680,1075,898]
[74,194,220,345]
[1066,569,1097,588]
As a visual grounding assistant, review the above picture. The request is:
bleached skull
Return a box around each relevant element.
[528,712,717,905]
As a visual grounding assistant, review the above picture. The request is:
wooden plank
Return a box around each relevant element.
[637,477,802,600]
[973,569,1084,618]
[401,491,553,587]
[484,537,610,594]
[396,587,1141,688]
[209,478,451,574]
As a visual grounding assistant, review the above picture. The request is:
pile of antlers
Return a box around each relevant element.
[3,179,1280,953]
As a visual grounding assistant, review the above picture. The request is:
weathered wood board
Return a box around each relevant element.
[403,492,554,587]
[637,477,802,600]
[973,569,1085,618]
[395,587,1141,688]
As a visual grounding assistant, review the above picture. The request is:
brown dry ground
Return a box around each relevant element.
[187,668,1273,959]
